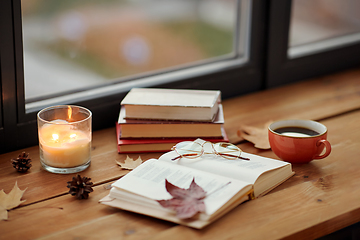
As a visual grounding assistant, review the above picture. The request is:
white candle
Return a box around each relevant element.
[39,120,91,168]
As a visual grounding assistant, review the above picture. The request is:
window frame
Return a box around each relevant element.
[0,0,267,153]
[266,0,360,88]
[0,0,19,152]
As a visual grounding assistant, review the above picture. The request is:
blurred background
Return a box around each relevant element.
[22,0,360,101]
[22,0,236,100]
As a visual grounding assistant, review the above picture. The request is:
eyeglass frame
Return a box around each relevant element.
[171,141,250,161]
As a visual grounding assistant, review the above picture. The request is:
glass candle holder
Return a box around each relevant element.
[37,105,92,174]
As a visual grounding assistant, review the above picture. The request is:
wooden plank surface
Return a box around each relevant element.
[0,129,163,205]
[2,107,358,240]
[0,181,174,240]
[1,69,359,206]
[1,68,360,239]
[223,68,360,143]
[146,109,360,240]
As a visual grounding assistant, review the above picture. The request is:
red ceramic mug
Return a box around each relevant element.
[268,119,331,164]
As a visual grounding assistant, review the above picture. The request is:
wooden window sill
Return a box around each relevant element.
[1,68,360,239]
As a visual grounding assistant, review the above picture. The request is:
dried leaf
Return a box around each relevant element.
[157,178,206,219]
[115,155,143,170]
[0,182,27,220]
[237,121,273,149]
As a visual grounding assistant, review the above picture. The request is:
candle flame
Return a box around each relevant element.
[52,134,59,141]
[67,106,72,120]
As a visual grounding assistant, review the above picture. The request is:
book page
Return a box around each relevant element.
[158,141,290,185]
[111,159,252,216]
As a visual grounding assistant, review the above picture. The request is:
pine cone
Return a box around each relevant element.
[11,152,32,172]
[67,175,94,199]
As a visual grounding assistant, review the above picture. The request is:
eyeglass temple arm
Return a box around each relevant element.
[219,152,250,160]
[171,153,250,161]
[171,153,199,161]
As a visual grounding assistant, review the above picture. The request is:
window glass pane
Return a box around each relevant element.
[22,0,238,101]
[289,0,360,57]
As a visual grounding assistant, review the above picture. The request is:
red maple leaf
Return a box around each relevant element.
[157,178,207,219]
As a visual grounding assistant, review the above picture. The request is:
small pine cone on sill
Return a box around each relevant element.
[67,174,94,200]
[11,152,32,173]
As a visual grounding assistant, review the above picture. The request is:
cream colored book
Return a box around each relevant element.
[100,140,294,229]
[120,88,221,121]
[118,104,225,138]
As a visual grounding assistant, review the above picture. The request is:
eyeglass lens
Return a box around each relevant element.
[175,141,203,158]
[212,142,241,159]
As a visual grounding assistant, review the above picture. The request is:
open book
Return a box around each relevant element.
[100,140,294,229]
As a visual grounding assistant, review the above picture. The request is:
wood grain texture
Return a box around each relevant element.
[0,128,164,205]
[1,68,360,240]
[223,68,360,143]
[0,181,173,239]
[147,110,360,240]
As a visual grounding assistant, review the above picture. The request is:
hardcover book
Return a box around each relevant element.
[101,139,294,228]
[116,124,228,153]
[118,104,225,138]
[120,88,221,121]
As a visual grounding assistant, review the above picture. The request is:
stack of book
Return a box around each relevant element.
[116,88,228,153]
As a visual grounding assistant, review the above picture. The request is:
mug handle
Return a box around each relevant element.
[314,139,331,159]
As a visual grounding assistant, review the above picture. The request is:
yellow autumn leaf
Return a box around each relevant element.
[0,206,7,220]
[115,155,143,170]
[237,121,273,149]
[0,181,27,220]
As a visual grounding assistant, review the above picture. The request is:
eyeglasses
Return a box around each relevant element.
[171,141,250,161]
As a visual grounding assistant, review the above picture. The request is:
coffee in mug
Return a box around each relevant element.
[268,119,331,163]
[273,127,319,137]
